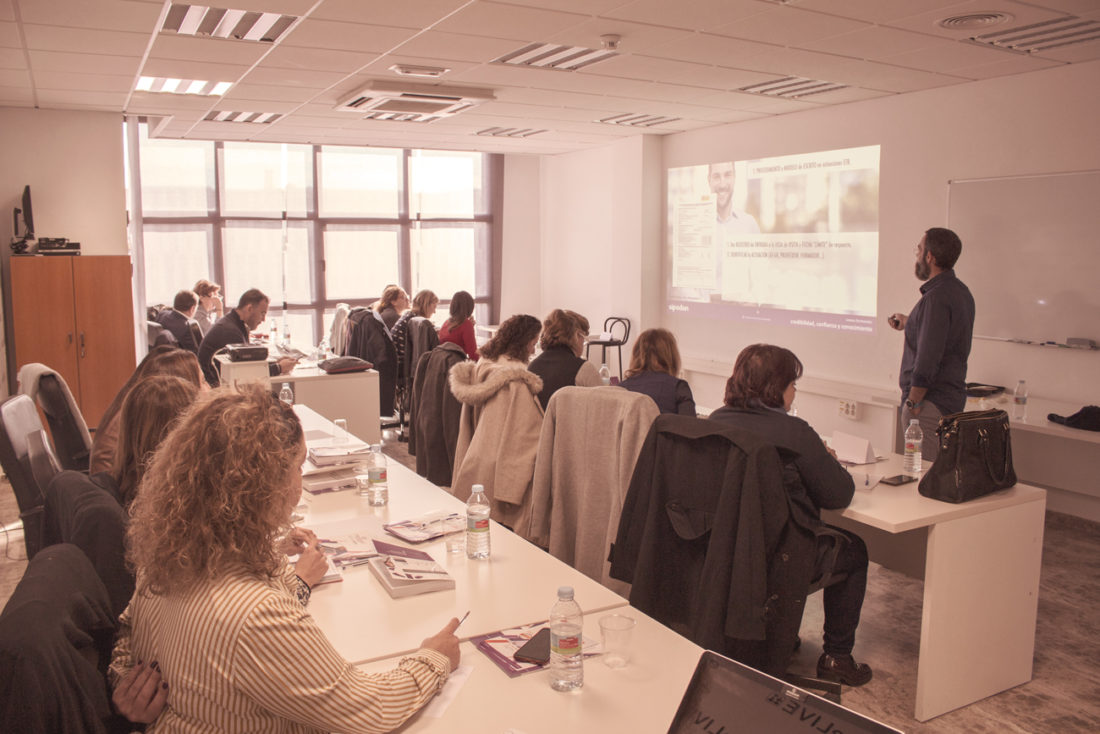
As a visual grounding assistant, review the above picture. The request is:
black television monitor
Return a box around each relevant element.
[13,185,34,241]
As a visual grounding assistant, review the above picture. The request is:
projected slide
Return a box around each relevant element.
[667,144,880,333]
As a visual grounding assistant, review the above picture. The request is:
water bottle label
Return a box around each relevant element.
[368,467,386,484]
[551,632,580,655]
[467,516,489,533]
[1014,396,1027,405]
[904,440,917,453]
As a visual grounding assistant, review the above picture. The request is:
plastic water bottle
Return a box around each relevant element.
[598,363,611,386]
[549,586,583,691]
[465,484,491,559]
[318,336,331,359]
[903,419,923,474]
[1013,380,1028,420]
[362,445,388,506]
[278,382,294,405]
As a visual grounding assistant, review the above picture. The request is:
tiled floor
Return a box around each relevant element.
[3,455,1098,733]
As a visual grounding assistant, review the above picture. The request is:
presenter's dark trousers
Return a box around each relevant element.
[818,526,869,657]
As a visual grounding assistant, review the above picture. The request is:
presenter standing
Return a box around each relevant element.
[888,227,975,460]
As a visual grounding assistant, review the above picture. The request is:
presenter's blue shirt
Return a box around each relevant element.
[899,269,975,414]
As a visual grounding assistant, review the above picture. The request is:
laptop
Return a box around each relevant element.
[667,651,902,734]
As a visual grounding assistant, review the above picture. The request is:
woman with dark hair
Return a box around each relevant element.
[438,290,478,361]
[375,285,410,331]
[618,328,696,415]
[89,347,205,474]
[448,314,543,533]
[709,344,872,687]
[110,384,460,732]
[528,309,602,410]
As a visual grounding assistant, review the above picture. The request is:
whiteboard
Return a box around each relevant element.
[948,171,1100,345]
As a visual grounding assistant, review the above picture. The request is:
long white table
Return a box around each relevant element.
[357,606,704,733]
[295,407,628,665]
[826,454,1046,721]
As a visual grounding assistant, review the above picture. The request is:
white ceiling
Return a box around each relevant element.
[2,0,1098,155]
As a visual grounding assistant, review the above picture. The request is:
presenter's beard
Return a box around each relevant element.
[915,259,931,281]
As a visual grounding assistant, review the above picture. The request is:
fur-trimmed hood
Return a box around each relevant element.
[449,359,543,407]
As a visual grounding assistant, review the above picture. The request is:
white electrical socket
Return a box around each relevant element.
[837,400,860,420]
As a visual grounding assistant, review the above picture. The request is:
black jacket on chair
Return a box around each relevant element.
[408,342,467,486]
[0,544,129,734]
[608,414,816,676]
[344,308,397,417]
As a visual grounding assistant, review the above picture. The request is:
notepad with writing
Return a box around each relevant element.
[367,540,455,598]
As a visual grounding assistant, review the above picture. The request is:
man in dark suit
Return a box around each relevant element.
[197,288,297,387]
[155,290,200,354]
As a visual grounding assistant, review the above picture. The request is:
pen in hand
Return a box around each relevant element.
[456,610,470,630]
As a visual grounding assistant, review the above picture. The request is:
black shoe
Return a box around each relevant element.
[816,652,873,687]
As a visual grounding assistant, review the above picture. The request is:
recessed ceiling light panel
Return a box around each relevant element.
[137,76,232,96]
[162,4,297,42]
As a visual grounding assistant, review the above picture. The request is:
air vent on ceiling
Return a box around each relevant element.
[494,42,618,71]
[476,127,547,138]
[336,80,494,120]
[361,111,441,123]
[738,76,847,98]
[204,111,283,124]
[597,113,681,128]
[965,15,1100,53]
[162,4,296,42]
[937,12,1013,31]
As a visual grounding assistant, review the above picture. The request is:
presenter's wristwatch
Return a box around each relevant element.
[905,398,921,410]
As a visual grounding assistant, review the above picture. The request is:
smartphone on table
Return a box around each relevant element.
[881,474,918,486]
[513,628,551,665]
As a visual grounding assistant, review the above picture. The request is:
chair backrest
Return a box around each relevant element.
[529,386,659,595]
[146,320,176,349]
[0,395,51,558]
[603,316,631,344]
[0,543,122,734]
[186,320,203,352]
[32,373,92,472]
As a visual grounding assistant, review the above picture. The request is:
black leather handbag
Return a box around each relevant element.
[918,409,1017,503]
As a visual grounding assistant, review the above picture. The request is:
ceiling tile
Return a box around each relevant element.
[142,59,251,81]
[33,70,133,91]
[261,45,377,73]
[802,25,945,61]
[22,25,149,55]
[36,88,128,107]
[588,53,779,90]
[29,49,140,75]
[0,21,20,47]
[19,0,161,33]
[128,92,218,111]
[149,35,268,65]
[603,0,767,32]
[0,3,14,23]
[854,63,966,93]
[375,53,479,77]
[242,66,346,88]
[1033,42,1100,64]
[433,1,589,41]
[883,37,1026,74]
[222,81,321,102]
[281,19,418,53]
[388,30,523,63]
[545,17,694,49]
[504,0,628,14]
[794,0,974,25]
[709,5,870,47]
[0,87,35,104]
[949,52,1062,80]
[310,0,471,28]
[215,0,318,13]
[691,89,820,115]
[0,47,25,68]
[646,31,777,67]
[0,67,30,86]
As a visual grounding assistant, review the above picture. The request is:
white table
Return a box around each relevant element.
[826,454,1046,721]
[356,606,704,733]
[295,407,627,665]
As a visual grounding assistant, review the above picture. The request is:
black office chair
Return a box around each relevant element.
[0,395,60,559]
[0,543,129,733]
[23,370,92,472]
[186,319,204,354]
[584,317,631,381]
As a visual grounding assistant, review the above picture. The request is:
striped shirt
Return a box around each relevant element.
[110,563,450,733]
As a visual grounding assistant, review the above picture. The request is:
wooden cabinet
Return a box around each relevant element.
[7,255,135,427]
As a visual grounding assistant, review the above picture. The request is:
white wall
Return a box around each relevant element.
[500,155,542,319]
[662,60,1100,413]
[0,107,127,256]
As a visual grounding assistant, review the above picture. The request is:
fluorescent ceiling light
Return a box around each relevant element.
[136,76,232,96]
[162,4,296,43]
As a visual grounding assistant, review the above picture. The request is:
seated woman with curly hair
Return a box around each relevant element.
[448,313,543,534]
[110,384,460,733]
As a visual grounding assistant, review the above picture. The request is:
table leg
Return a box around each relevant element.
[915,497,1045,721]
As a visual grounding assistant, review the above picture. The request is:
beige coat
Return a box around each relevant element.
[449,358,544,534]
[528,386,659,595]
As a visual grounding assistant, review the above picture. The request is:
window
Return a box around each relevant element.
[126,122,497,345]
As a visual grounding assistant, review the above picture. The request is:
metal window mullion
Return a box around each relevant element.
[211,140,225,293]
[400,149,412,294]
[310,144,323,342]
